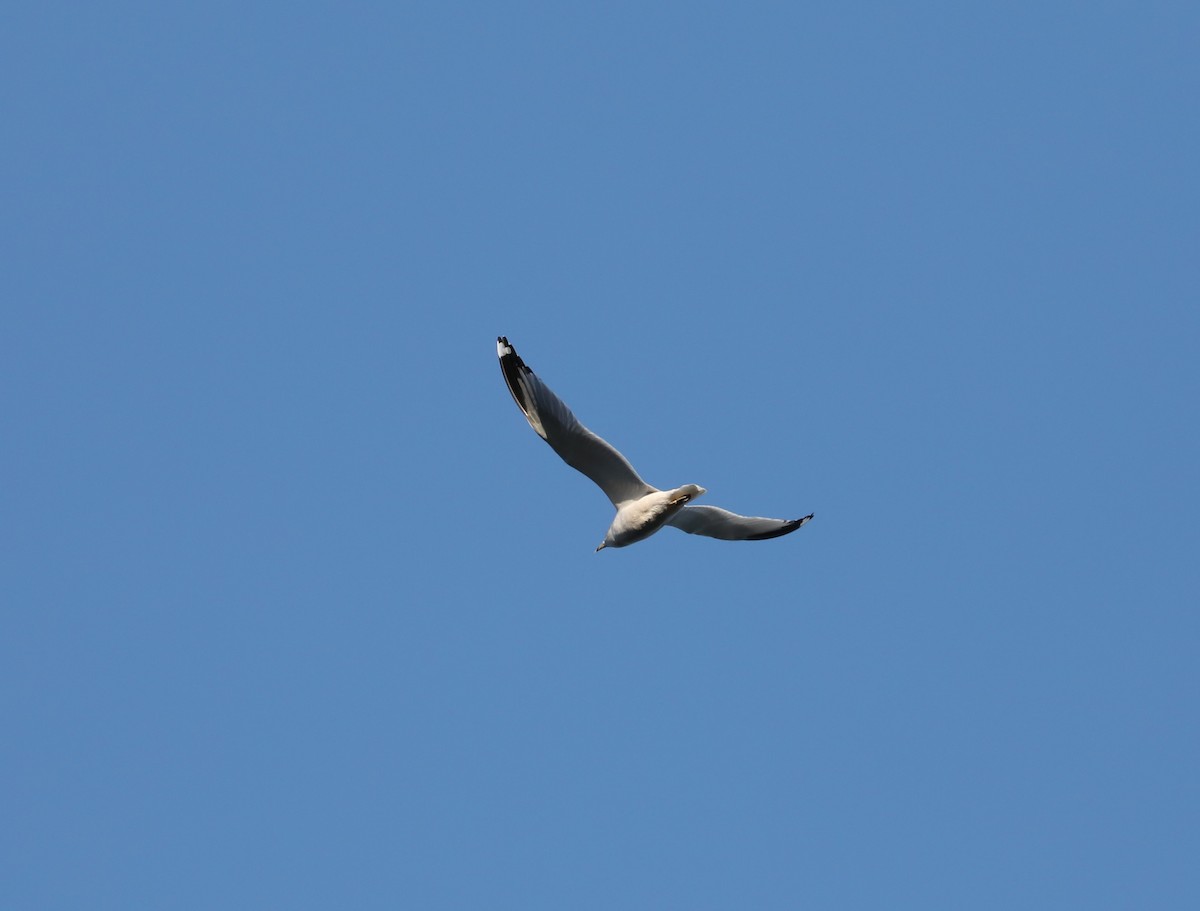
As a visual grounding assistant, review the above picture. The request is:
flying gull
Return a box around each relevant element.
[497,336,814,551]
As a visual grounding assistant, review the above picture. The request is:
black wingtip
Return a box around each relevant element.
[745,512,814,541]
[497,335,536,421]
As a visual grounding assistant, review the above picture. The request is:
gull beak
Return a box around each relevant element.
[595,542,606,552]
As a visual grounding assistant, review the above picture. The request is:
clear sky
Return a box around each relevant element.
[3,2,1197,908]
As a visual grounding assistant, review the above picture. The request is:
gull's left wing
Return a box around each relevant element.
[497,337,655,506]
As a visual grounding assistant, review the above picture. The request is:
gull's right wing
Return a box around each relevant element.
[667,504,813,540]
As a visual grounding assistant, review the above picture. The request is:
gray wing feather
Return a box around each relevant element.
[498,337,655,506]
[667,505,813,540]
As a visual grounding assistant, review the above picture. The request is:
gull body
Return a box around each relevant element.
[496,337,813,552]
[598,484,707,551]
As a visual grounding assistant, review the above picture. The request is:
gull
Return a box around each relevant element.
[497,336,814,551]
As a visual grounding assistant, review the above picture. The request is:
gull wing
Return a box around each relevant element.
[497,337,655,506]
[666,505,814,540]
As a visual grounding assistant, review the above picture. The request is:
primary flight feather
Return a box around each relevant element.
[497,337,813,551]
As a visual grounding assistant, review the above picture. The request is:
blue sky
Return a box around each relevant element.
[3,2,1197,908]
